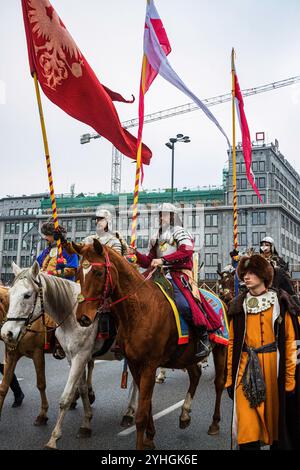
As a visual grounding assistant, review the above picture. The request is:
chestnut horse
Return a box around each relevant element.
[0,285,49,425]
[74,239,227,450]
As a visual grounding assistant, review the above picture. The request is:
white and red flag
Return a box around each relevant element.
[233,65,262,201]
[21,0,152,164]
[142,0,230,147]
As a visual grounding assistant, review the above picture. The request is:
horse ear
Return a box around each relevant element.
[71,241,82,255]
[30,261,40,280]
[93,238,103,256]
[12,262,22,276]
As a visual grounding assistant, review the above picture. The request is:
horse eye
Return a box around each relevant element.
[24,293,32,299]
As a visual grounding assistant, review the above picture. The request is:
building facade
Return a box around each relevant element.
[0,140,299,284]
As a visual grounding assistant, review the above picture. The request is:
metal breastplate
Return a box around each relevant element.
[155,228,177,258]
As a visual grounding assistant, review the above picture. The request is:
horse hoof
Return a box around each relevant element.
[88,391,96,405]
[143,440,156,450]
[120,415,134,428]
[34,416,49,426]
[179,418,191,429]
[44,445,56,450]
[77,427,92,438]
[155,378,165,384]
[208,424,220,435]
[69,401,77,410]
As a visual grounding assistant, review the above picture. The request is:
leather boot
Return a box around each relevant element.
[195,328,212,359]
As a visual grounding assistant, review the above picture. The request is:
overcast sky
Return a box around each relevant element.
[1,0,300,199]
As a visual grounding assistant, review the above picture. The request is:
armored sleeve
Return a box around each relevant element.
[162,227,194,265]
[109,238,123,255]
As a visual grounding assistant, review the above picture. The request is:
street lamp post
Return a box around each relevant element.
[165,134,191,203]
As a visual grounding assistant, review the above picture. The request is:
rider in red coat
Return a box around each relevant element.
[135,203,222,358]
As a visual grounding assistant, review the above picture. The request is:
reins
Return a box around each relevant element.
[78,250,157,314]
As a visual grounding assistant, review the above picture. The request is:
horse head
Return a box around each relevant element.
[1,261,42,348]
[73,239,119,322]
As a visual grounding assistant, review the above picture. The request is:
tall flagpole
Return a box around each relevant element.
[33,72,63,258]
[231,48,239,294]
[130,45,148,248]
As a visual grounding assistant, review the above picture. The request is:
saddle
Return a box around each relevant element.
[152,269,174,300]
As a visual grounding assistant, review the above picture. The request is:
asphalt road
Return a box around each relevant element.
[0,343,232,451]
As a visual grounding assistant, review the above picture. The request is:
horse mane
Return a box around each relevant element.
[39,273,79,315]
[12,267,78,316]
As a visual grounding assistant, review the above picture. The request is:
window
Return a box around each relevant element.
[5,223,10,234]
[212,253,218,266]
[13,239,18,251]
[252,211,266,225]
[238,212,247,226]
[282,234,286,248]
[238,232,247,246]
[205,214,218,227]
[240,179,247,190]
[252,232,259,245]
[258,177,266,188]
[259,161,265,172]
[252,161,258,172]
[240,195,247,205]
[204,234,218,247]
[3,239,8,251]
[62,219,73,232]
[260,232,266,241]
[75,219,87,232]
[205,254,211,266]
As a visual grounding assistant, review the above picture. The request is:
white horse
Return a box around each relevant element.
[0,262,138,449]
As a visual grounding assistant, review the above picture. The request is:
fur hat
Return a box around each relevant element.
[237,254,274,288]
[41,222,67,236]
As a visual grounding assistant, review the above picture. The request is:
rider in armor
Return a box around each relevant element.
[134,203,222,358]
[260,236,288,271]
[37,221,79,359]
[65,209,128,328]
[83,208,125,255]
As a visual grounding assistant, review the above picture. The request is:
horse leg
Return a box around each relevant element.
[44,354,89,450]
[70,359,95,410]
[208,345,227,435]
[76,374,93,439]
[155,368,166,384]
[87,359,96,405]
[179,363,202,429]
[0,349,20,419]
[120,377,139,428]
[131,365,156,450]
[32,349,49,426]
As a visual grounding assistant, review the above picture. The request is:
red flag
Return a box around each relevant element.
[233,67,262,201]
[21,0,151,164]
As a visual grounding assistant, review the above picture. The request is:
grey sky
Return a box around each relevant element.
[1,0,300,199]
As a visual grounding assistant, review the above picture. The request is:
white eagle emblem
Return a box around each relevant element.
[27,0,84,90]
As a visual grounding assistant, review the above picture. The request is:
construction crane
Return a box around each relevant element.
[80,75,300,194]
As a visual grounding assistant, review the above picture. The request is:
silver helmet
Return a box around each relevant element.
[95,208,113,231]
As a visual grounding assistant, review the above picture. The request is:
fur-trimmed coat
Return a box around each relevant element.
[227,288,300,449]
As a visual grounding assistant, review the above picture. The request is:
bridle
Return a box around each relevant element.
[78,249,156,314]
[5,278,45,328]
[78,250,114,312]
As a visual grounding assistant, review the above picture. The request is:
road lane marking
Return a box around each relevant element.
[118,399,185,436]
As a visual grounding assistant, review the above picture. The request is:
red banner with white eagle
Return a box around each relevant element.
[21,0,152,164]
